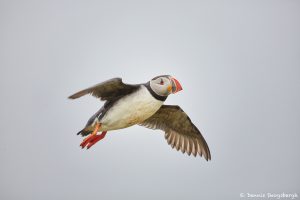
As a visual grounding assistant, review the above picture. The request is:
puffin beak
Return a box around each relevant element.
[170,77,183,94]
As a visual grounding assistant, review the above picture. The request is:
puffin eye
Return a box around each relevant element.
[160,79,164,85]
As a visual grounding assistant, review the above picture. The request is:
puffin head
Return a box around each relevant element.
[149,75,183,97]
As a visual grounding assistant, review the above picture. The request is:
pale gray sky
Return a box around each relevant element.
[0,0,299,199]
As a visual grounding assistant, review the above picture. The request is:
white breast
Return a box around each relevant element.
[100,85,163,131]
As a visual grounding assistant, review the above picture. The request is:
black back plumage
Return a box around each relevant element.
[70,78,140,136]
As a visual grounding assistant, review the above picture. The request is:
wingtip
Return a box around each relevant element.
[205,151,212,161]
[68,93,79,99]
[68,89,89,100]
[205,156,211,161]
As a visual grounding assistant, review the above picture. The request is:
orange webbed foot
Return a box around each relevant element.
[86,131,107,149]
[80,123,101,149]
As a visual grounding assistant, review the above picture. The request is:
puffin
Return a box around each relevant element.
[69,75,211,160]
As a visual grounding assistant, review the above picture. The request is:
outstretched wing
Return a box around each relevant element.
[68,78,140,101]
[139,105,211,160]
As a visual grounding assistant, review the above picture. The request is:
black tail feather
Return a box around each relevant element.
[76,129,91,136]
[76,130,82,135]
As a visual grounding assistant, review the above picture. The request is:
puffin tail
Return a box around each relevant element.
[77,107,103,137]
[76,128,92,137]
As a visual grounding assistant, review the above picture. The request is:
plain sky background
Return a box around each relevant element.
[0,0,299,199]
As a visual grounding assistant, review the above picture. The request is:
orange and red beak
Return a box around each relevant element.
[170,77,183,94]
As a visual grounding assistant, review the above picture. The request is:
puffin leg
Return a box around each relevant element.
[80,123,101,149]
[87,131,107,149]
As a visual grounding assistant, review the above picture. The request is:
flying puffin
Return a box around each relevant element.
[69,75,211,160]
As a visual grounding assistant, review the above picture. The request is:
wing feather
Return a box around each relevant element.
[68,78,139,101]
[139,105,211,161]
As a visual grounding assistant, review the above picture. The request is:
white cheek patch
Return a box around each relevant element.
[150,81,168,96]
